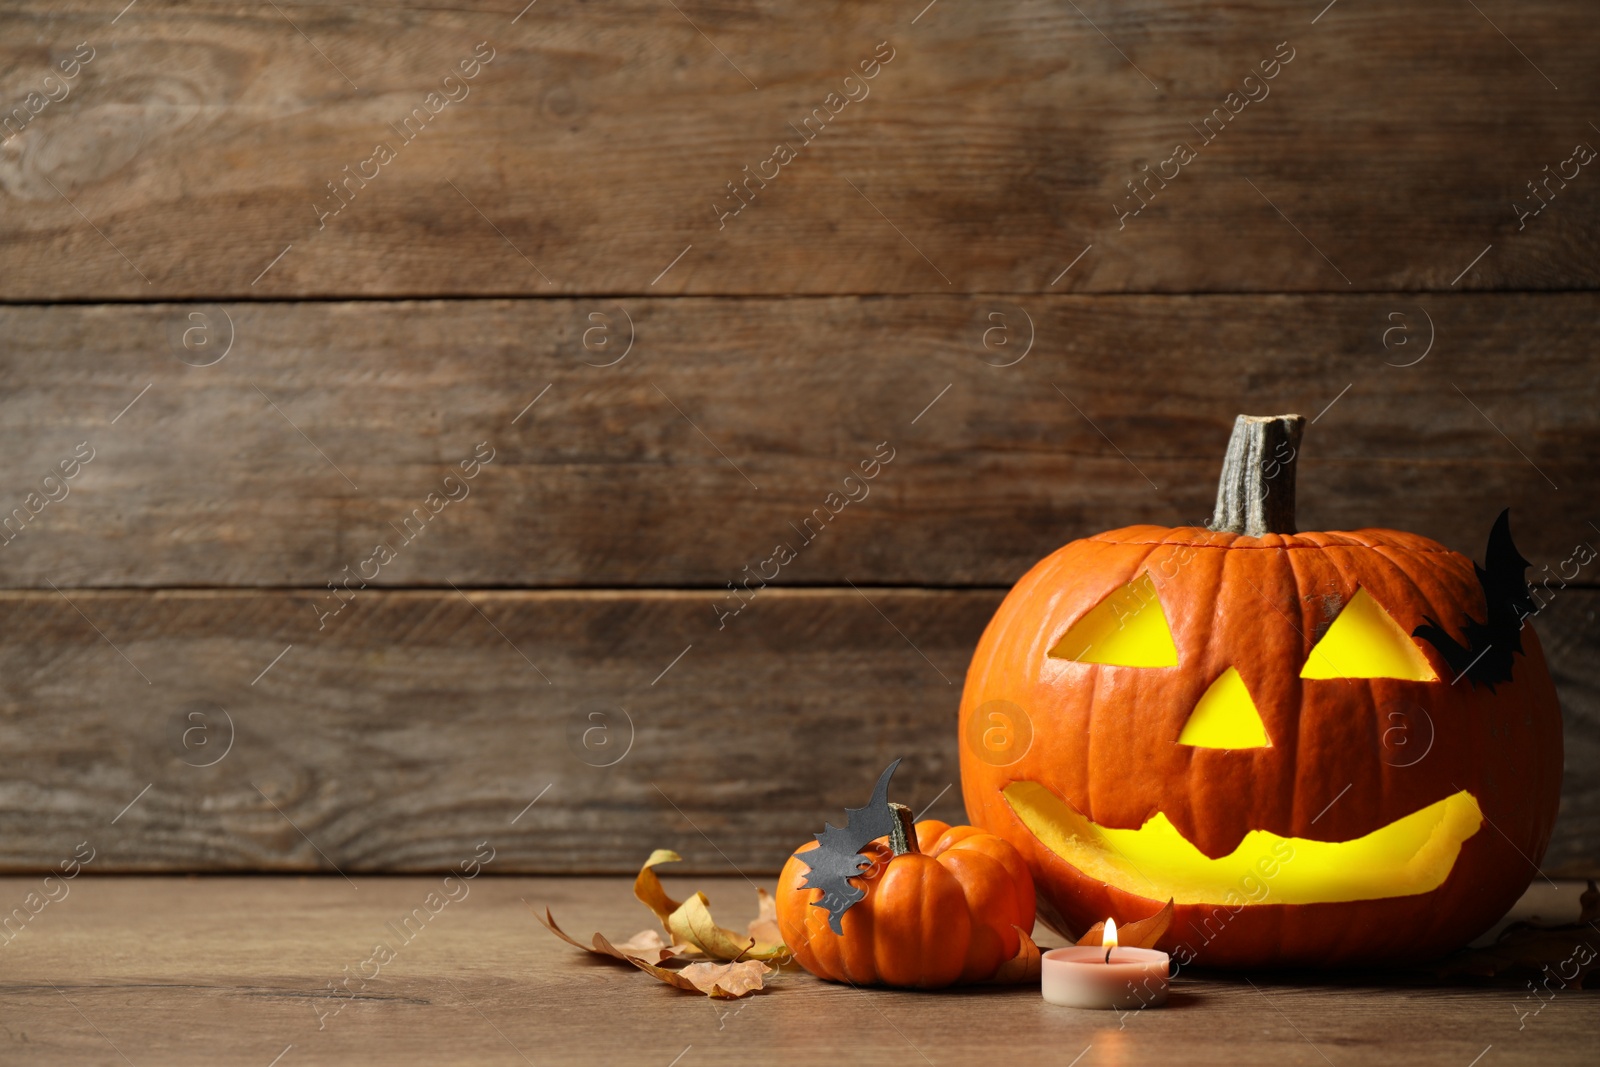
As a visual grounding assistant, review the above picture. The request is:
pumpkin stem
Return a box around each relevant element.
[1207,414,1305,537]
[887,802,919,857]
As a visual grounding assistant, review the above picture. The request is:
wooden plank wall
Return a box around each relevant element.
[0,1,1595,876]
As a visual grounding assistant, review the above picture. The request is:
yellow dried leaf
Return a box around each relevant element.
[634,849,686,930]
[626,955,771,998]
[668,891,789,963]
[1076,899,1175,949]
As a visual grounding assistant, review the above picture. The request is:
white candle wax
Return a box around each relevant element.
[1041,946,1170,1009]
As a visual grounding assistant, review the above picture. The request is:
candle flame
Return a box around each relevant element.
[1103,917,1118,952]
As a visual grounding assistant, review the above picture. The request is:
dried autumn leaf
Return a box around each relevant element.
[668,891,789,963]
[986,926,1042,984]
[527,902,693,965]
[626,955,771,998]
[1426,881,1600,987]
[1076,899,1175,949]
[596,930,695,964]
[634,851,788,962]
[634,849,686,929]
[607,929,673,954]
[678,960,771,997]
[748,887,783,945]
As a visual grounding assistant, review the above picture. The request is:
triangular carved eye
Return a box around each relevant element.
[1300,588,1439,681]
[1048,573,1178,668]
[1179,668,1271,749]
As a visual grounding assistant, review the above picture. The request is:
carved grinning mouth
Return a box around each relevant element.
[1003,782,1483,906]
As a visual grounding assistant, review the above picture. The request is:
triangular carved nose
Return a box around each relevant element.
[1179,667,1271,749]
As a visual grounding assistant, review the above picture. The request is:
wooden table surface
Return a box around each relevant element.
[2,876,1593,1066]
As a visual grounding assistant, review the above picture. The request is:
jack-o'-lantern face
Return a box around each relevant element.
[958,418,1564,967]
[1006,568,1484,908]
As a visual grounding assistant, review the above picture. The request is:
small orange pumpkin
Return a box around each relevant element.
[776,804,1036,988]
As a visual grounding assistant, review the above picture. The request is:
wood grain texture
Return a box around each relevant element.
[1,294,1595,589]
[1541,595,1600,876]
[1,1,1597,297]
[2,0,1597,892]
[0,588,1592,876]
[0,875,1594,1067]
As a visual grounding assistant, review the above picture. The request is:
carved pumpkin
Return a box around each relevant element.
[776,805,1036,987]
[959,414,1563,966]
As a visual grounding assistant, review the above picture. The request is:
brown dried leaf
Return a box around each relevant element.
[1427,881,1600,987]
[679,960,771,997]
[595,930,696,964]
[626,955,772,998]
[607,929,674,955]
[1076,899,1175,949]
[748,887,783,945]
[529,902,592,951]
[527,902,693,965]
[985,926,1042,984]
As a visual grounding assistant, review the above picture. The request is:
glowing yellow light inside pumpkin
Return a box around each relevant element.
[1103,917,1119,951]
[1048,573,1179,668]
[1178,667,1271,749]
[1300,588,1438,681]
[1003,782,1482,906]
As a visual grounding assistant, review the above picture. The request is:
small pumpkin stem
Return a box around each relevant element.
[887,803,919,857]
[1207,414,1306,537]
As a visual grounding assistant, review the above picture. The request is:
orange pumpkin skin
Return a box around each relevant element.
[776,820,1036,988]
[959,524,1563,967]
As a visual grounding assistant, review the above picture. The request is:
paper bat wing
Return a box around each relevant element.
[795,759,900,935]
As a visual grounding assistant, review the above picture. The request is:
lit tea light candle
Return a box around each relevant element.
[1041,918,1170,1009]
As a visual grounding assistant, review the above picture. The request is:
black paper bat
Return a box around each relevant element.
[1413,509,1535,690]
[796,758,901,934]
